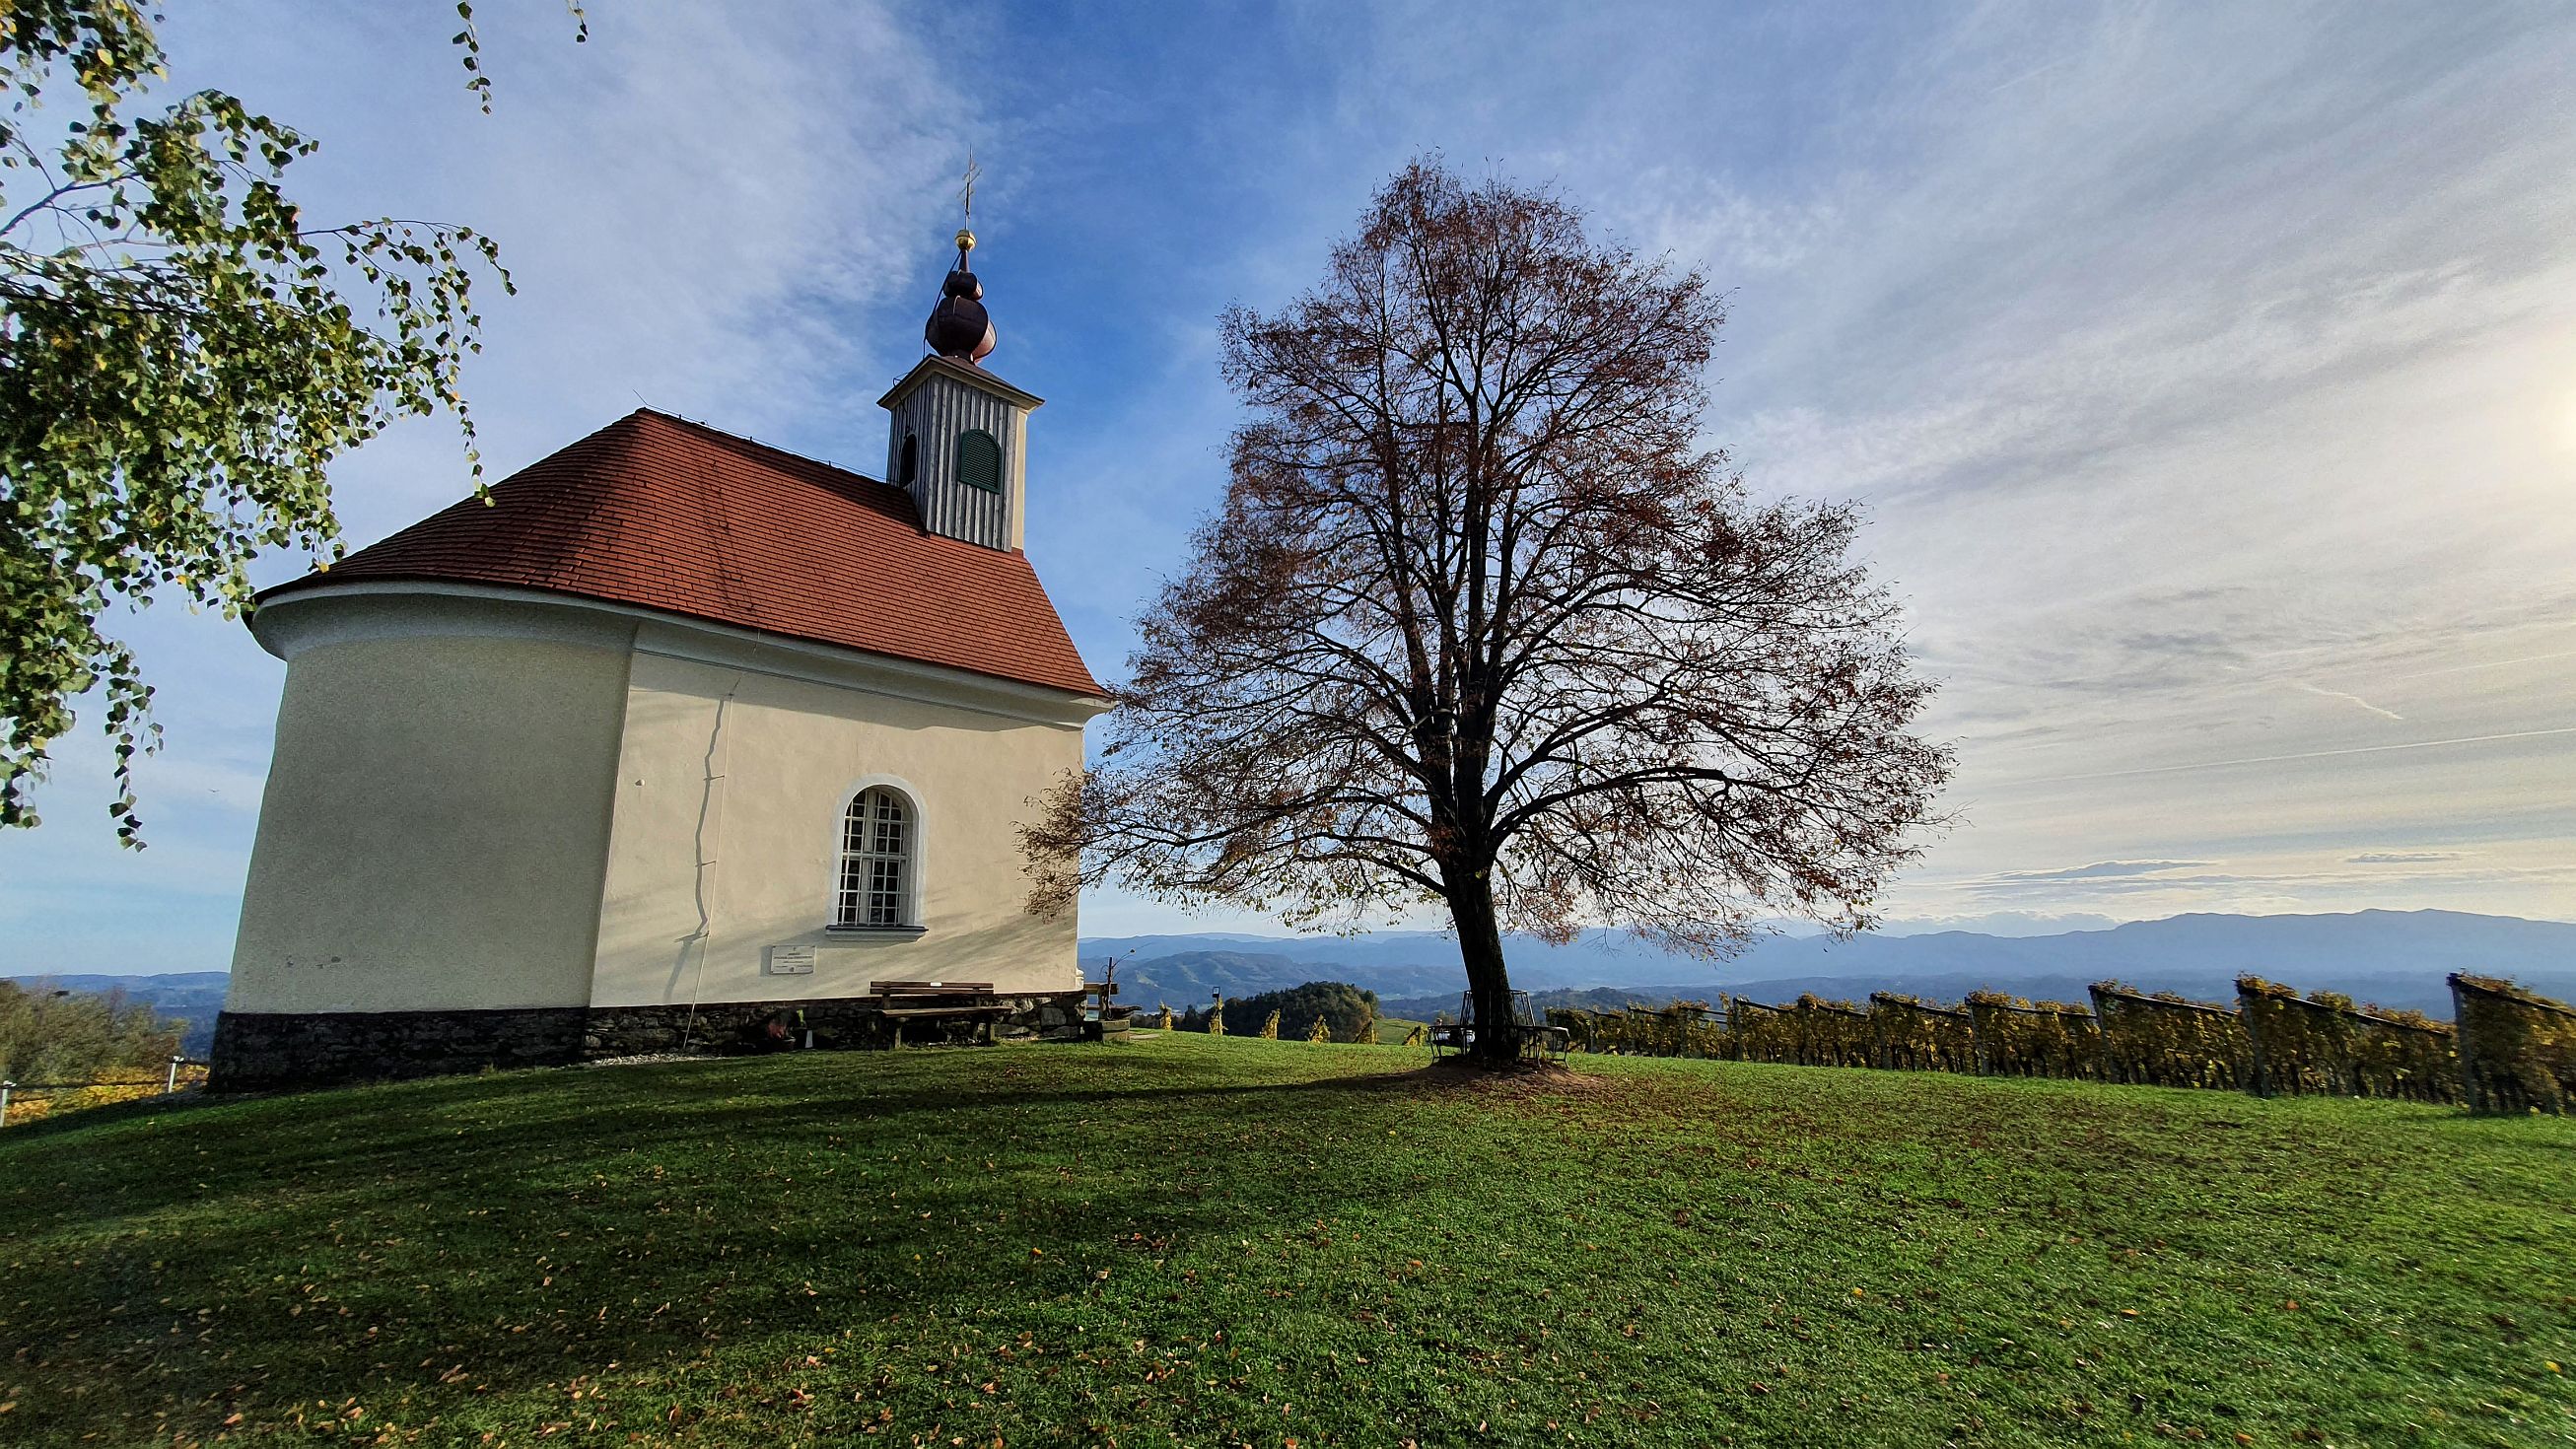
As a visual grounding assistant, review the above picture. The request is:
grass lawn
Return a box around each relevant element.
[1,1035,2569,1448]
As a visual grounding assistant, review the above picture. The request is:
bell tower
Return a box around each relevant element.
[880,173,1042,552]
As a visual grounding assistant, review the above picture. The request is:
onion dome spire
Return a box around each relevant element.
[925,153,997,363]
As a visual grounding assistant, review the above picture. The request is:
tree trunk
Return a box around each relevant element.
[1443,863,1518,1066]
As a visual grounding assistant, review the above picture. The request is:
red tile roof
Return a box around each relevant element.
[261,409,1103,697]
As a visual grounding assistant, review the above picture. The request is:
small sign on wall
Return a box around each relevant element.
[768,944,817,976]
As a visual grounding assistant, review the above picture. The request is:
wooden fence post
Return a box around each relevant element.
[2238,980,2273,1097]
[2448,974,2478,1109]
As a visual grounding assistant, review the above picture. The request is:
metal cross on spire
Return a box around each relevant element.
[958,151,980,224]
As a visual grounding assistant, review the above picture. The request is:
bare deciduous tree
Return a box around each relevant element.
[1026,159,1952,1064]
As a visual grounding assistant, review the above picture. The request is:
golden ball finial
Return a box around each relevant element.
[954,228,977,254]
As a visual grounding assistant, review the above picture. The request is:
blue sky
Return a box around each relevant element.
[5,1,2575,973]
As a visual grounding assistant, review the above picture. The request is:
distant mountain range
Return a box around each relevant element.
[13,911,2569,1041]
[1085,910,2576,1020]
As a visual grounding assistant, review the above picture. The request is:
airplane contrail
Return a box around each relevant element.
[2285,681,2403,721]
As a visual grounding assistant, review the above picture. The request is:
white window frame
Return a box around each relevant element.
[828,777,927,933]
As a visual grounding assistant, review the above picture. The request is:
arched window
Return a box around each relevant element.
[836,788,914,928]
[898,430,920,490]
[954,428,1003,493]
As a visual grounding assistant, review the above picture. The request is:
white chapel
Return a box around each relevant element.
[212,227,1109,1087]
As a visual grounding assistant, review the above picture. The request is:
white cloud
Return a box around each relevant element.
[1326,4,2576,925]
[0,2,978,971]
[203,2,975,547]
[10,2,2576,968]
[1987,861,2215,883]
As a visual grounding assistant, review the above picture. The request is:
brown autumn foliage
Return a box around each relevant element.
[2089,981,2251,1090]
[2235,976,2459,1104]
[1867,992,1977,1072]
[1023,158,1951,1061]
[1964,993,2104,1080]
[1727,995,1873,1069]
[2451,973,2576,1114]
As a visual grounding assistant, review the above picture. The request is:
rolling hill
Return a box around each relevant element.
[1086,909,2576,1018]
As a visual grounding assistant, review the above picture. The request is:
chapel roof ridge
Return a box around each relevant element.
[621,406,900,498]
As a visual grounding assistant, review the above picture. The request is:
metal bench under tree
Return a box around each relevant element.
[1428,989,1569,1065]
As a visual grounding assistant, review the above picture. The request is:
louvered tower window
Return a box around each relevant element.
[955,429,1003,493]
[835,788,913,928]
[899,430,919,489]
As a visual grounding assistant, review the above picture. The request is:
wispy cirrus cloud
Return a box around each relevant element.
[1988,861,2215,884]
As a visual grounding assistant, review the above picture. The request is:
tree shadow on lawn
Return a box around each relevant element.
[0,1051,1592,1441]
[5,1049,1609,1224]
[0,1081,223,1140]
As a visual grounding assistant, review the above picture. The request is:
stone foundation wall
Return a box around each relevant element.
[210,1006,590,1090]
[209,992,1089,1091]
[996,994,1088,1044]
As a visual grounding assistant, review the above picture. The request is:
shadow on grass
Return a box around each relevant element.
[6,1043,2566,1446]
[0,1046,1555,1442]
[0,1083,229,1140]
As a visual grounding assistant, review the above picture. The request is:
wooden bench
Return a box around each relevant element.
[870,980,1010,1046]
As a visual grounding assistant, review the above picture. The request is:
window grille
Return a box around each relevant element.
[836,788,912,928]
[955,429,1003,493]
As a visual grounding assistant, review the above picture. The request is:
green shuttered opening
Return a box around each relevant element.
[955,429,1003,493]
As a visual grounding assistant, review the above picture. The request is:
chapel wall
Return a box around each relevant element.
[588,648,1086,1009]
[225,626,634,1015]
